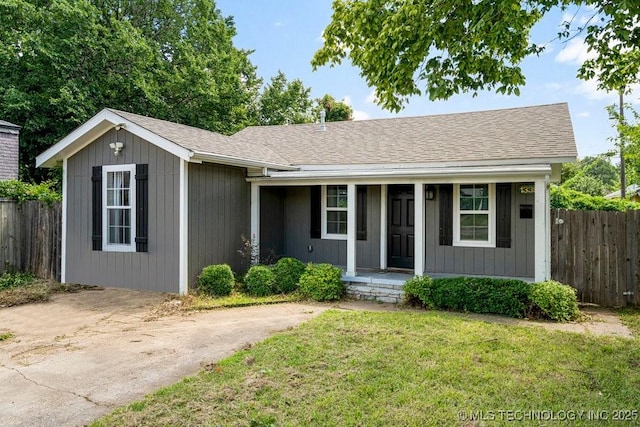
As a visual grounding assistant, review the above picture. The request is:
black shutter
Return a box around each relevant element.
[91,166,102,251]
[439,184,453,246]
[357,186,367,240]
[496,183,512,248]
[310,185,321,238]
[135,164,149,252]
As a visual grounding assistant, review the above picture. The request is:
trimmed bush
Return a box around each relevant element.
[403,275,433,308]
[272,257,306,293]
[244,265,277,297]
[198,264,234,297]
[299,263,344,301]
[404,276,531,318]
[530,280,580,321]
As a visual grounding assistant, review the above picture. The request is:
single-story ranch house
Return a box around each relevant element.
[36,103,577,295]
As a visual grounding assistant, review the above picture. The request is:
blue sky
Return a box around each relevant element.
[216,1,637,158]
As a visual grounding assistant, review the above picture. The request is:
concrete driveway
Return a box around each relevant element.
[0,288,328,427]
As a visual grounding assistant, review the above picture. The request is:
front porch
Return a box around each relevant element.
[251,180,550,285]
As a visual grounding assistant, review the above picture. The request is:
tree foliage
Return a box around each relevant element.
[256,71,314,125]
[551,185,640,211]
[560,155,619,196]
[313,1,640,112]
[0,0,260,181]
[314,94,353,122]
[607,103,640,186]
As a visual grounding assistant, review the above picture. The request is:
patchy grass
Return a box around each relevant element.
[0,331,14,341]
[618,307,640,338]
[0,276,100,308]
[94,310,640,427]
[147,292,304,319]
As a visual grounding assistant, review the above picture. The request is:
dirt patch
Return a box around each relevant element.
[0,287,328,427]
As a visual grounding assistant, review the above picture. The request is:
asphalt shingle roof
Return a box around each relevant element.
[232,103,577,166]
[107,109,290,166]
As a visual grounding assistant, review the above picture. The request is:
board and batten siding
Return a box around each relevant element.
[424,183,534,278]
[188,163,250,287]
[269,186,380,269]
[66,129,180,292]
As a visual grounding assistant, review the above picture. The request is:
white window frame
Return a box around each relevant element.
[453,183,495,248]
[321,184,348,240]
[102,164,136,252]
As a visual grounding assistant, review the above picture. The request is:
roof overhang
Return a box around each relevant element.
[248,164,557,185]
[191,151,298,171]
[36,109,194,168]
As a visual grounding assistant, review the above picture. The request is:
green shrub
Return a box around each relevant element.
[198,264,234,297]
[0,271,35,291]
[298,263,344,301]
[0,180,61,204]
[530,280,580,321]
[403,275,433,307]
[551,185,640,211]
[244,265,277,297]
[272,257,306,293]
[405,276,532,318]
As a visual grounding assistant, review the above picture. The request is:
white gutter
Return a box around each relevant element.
[191,151,297,171]
[248,164,553,182]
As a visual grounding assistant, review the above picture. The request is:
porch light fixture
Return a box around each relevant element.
[426,187,435,200]
[109,141,124,156]
[110,122,126,156]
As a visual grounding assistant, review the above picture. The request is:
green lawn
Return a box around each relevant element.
[94,309,640,426]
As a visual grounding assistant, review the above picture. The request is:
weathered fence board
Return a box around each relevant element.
[0,200,61,281]
[551,209,639,307]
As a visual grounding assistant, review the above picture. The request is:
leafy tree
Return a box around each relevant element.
[607,103,640,187]
[256,71,314,125]
[312,1,640,111]
[0,0,259,181]
[562,175,606,197]
[551,185,640,211]
[314,94,353,122]
[560,155,618,196]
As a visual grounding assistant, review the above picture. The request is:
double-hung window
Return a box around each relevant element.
[103,164,136,251]
[322,185,348,239]
[453,183,495,247]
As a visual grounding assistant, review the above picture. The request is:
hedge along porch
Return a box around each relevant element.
[37,103,576,294]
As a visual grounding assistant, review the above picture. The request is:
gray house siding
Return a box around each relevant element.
[188,162,249,287]
[265,186,380,269]
[0,121,19,180]
[66,129,180,292]
[424,183,534,278]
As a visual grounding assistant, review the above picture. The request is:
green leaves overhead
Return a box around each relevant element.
[313,0,640,112]
[0,0,260,180]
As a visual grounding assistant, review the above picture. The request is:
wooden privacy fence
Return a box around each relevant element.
[551,209,640,307]
[0,200,61,281]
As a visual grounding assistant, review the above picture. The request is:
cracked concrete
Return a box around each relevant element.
[0,288,329,427]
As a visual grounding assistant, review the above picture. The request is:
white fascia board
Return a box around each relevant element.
[295,157,576,171]
[191,151,297,171]
[37,109,194,167]
[247,164,553,185]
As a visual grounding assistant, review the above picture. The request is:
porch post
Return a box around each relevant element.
[346,183,357,277]
[414,183,425,276]
[250,182,260,261]
[380,184,388,269]
[534,178,549,281]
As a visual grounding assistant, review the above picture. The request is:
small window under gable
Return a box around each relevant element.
[103,164,136,251]
[453,183,496,247]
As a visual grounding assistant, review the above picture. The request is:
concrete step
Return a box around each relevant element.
[345,283,405,304]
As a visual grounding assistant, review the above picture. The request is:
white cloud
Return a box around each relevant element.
[365,90,378,104]
[574,78,640,104]
[274,21,283,27]
[352,110,371,121]
[342,95,352,105]
[555,37,597,65]
[577,111,590,118]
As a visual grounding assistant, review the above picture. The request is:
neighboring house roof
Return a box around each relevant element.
[605,184,640,199]
[0,120,20,132]
[232,103,577,167]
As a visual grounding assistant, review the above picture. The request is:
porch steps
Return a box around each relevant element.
[343,278,405,304]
